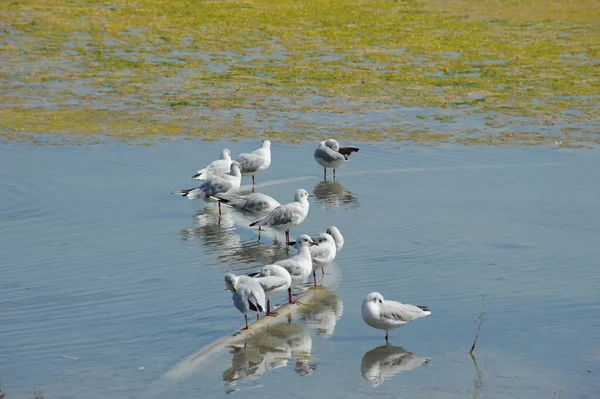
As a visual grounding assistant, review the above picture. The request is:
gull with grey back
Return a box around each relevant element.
[314,138,359,180]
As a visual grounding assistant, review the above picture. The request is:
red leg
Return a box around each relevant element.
[285,230,290,244]
[241,314,250,330]
[287,287,300,305]
[313,270,317,287]
[266,300,278,317]
[252,175,255,192]
[218,201,222,215]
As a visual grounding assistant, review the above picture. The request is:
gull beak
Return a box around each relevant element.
[307,194,314,197]
[310,242,319,246]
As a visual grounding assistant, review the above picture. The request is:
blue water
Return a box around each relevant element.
[1,140,599,399]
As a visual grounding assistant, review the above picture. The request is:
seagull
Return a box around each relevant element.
[191,148,233,181]
[314,139,359,180]
[249,189,312,244]
[225,273,266,330]
[274,235,318,304]
[172,162,242,214]
[236,140,272,188]
[215,192,281,215]
[361,292,431,343]
[326,226,344,252]
[252,264,292,316]
[309,233,337,286]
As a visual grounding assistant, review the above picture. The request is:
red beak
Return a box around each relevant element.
[307,194,314,197]
[310,242,319,246]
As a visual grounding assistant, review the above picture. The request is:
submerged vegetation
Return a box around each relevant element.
[1,0,599,145]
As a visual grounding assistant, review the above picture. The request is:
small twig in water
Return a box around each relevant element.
[470,293,487,356]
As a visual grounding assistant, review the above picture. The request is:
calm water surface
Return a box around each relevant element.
[1,140,599,399]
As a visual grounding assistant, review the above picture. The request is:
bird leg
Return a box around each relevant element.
[241,315,250,330]
[285,230,290,245]
[218,200,222,216]
[323,167,327,181]
[333,169,336,181]
[266,300,278,317]
[256,313,260,321]
[288,288,301,305]
[321,269,326,277]
[252,175,256,192]
[313,270,318,287]
[385,331,389,343]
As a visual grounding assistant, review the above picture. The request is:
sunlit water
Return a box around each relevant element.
[1,140,599,399]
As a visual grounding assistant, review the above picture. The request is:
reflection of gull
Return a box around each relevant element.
[223,321,313,385]
[298,287,344,338]
[180,207,289,267]
[362,292,431,343]
[237,140,272,186]
[223,334,291,386]
[361,344,429,387]
[250,189,313,243]
[313,138,359,179]
[268,322,316,376]
[274,235,318,304]
[192,148,232,180]
[173,163,242,206]
[225,273,266,329]
[313,180,359,209]
[216,192,281,214]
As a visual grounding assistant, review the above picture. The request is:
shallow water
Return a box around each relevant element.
[1,140,599,398]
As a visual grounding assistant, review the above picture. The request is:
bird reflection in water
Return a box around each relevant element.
[361,344,429,387]
[312,180,359,210]
[179,206,289,267]
[297,288,344,338]
[222,321,316,388]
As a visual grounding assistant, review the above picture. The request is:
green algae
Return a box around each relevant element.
[1,0,599,146]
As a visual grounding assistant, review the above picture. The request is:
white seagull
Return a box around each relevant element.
[252,264,292,316]
[361,292,431,343]
[326,226,344,252]
[274,235,318,304]
[309,232,337,286]
[314,139,359,180]
[172,162,242,214]
[215,192,281,215]
[191,148,233,181]
[249,189,313,243]
[236,139,272,187]
[225,273,266,330]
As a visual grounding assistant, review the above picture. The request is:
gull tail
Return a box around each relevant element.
[172,189,193,197]
[213,196,230,204]
[417,305,431,315]
[246,271,260,278]
[339,146,360,160]
[249,215,267,227]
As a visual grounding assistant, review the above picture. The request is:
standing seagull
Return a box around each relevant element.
[225,273,266,330]
[274,235,318,304]
[172,162,242,215]
[253,264,292,316]
[314,139,359,180]
[237,140,272,189]
[191,148,233,181]
[361,292,431,343]
[215,192,281,215]
[249,189,312,244]
[309,232,337,286]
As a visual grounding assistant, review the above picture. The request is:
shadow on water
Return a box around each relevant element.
[179,206,289,268]
[312,179,360,210]
[361,344,430,388]
[223,321,315,391]
[297,287,344,338]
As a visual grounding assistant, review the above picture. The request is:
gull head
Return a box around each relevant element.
[324,139,340,151]
[313,232,334,246]
[326,226,343,249]
[294,188,314,202]
[295,234,318,249]
[262,139,271,148]
[229,161,241,175]
[224,273,237,293]
[365,292,384,305]
[221,148,232,160]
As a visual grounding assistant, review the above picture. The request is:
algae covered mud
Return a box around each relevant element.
[1,0,599,146]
